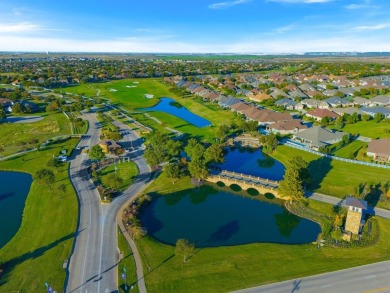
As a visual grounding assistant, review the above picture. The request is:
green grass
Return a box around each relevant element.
[0,138,79,291]
[100,161,138,192]
[333,140,367,159]
[118,228,139,293]
[342,120,390,139]
[271,145,390,208]
[0,112,71,156]
[135,178,390,293]
[65,79,242,141]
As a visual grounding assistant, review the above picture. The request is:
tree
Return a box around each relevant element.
[12,103,24,114]
[334,116,344,130]
[164,163,182,184]
[362,114,371,121]
[34,168,56,189]
[320,116,330,127]
[0,108,6,120]
[185,138,205,161]
[188,160,209,180]
[204,144,224,164]
[175,239,195,262]
[259,133,278,153]
[144,131,182,166]
[129,225,147,240]
[374,112,384,123]
[103,173,123,190]
[216,124,230,141]
[89,144,105,161]
[278,156,309,202]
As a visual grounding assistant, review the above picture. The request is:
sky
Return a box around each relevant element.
[0,0,390,53]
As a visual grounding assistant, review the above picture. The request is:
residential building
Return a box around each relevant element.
[292,126,347,150]
[306,108,339,121]
[367,139,390,162]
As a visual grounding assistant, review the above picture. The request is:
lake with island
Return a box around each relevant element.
[140,186,321,247]
[141,97,212,128]
[218,147,285,181]
[0,171,32,248]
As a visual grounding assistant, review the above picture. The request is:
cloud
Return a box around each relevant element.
[208,0,252,9]
[0,22,41,33]
[274,23,297,33]
[267,0,332,3]
[353,23,390,31]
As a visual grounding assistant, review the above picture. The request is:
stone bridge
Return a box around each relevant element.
[206,170,280,198]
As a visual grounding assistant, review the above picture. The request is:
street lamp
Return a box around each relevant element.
[122,266,128,290]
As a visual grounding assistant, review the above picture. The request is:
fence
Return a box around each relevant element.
[283,140,390,170]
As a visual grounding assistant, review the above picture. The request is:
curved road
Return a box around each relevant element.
[66,113,150,293]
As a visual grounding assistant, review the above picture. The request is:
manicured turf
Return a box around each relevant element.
[136,176,390,293]
[342,120,390,139]
[0,138,79,291]
[118,228,139,293]
[333,140,367,159]
[271,145,390,208]
[0,112,71,156]
[100,161,138,192]
[65,79,242,141]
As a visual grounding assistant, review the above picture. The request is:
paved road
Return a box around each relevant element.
[234,260,390,293]
[66,113,150,293]
[308,192,390,219]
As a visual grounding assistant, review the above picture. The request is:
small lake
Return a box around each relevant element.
[0,171,32,248]
[141,97,212,128]
[140,186,320,247]
[218,147,285,181]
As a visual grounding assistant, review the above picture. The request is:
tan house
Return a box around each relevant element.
[367,139,390,162]
[344,197,368,236]
[266,119,308,135]
[306,108,339,121]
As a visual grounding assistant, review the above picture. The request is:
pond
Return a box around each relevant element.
[217,147,285,181]
[0,171,32,248]
[140,186,321,247]
[141,97,212,128]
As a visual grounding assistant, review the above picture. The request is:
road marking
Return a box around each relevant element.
[320,284,333,288]
[97,206,109,293]
[364,275,376,279]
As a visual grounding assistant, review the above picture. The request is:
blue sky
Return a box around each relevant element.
[0,0,389,53]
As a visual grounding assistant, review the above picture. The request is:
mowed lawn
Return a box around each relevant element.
[0,112,71,156]
[272,145,390,204]
[100,161,138,192]
[333,140,367,160]
[136,175,390,293]
[342,120,390,138]
[0,138,79,291]
[118,228,139,293]
[66,79,242,141]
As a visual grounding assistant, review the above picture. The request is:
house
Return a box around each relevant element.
[98,140,122,154]
[370,95,390,106]
[275,98,297,110]
[323,96,351,108]
[332,107,364,117]
[301,98,321,109]
[361,107,390,119]
[353,97,371,107]
[306,108,339,121]
[218,96,241,108]
[367,139,390,162]
[344,197,368,236]
[288,89,307,100]
[292,126,347,150]
[318,101,330,109]
[267,119,308,135]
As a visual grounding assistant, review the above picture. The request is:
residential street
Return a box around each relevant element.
[234,260,390,293]
[66,113,150,293]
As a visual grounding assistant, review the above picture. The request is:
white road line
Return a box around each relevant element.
[80,154,92,291]
[97,206,108,293]
[321,284,334,288]
[364,275,376,279]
